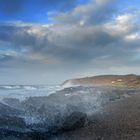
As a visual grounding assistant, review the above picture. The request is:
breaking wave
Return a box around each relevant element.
[0,85,139,139]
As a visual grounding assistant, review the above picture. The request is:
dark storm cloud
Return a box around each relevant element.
[0,23,118,62]
[0,54,12,61]
[0,23,38,49]
[0,0,79,16]
[40,0,79,11]
[0,0,26,15]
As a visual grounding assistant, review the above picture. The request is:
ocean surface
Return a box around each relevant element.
[0,85,61,100]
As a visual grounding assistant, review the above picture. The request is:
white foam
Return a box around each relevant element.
[61,80,79,89]
[0,85,21,89]
[0,85,60,101]
[23,86,37,90]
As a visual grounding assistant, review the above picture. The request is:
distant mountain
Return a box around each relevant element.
[62,74,140,88]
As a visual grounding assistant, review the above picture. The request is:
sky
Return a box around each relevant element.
[0,0,140,85]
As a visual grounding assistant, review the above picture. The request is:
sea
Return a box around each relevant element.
[0,85,61,100]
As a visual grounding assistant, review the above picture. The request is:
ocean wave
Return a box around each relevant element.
[0,85,21,90]
[0,86,140,139]
[0,85,61,100]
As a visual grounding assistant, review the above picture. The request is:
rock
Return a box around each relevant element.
[1,136,22,140]
[2,98,22,110]
[62,112,88,131]
[0,103,22,116]
[0,116,26,131]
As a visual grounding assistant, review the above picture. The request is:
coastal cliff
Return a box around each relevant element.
[62,74,140,88]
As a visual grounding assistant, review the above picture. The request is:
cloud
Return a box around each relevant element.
[51,0,117,25]
[0,0,140,84]
[0,0,26,15]
[40,0,79,11]
[0,0,79,16]
[0,11,139,66]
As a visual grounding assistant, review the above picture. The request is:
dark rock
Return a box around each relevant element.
[0,103,22,116]
[0,116,27,131]
[62,112,88,131]
[2,98,22,110]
